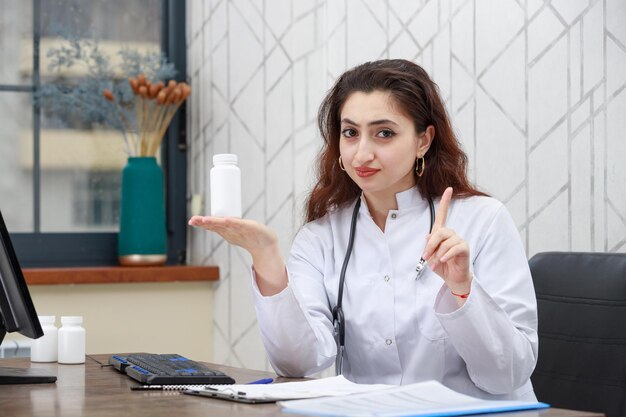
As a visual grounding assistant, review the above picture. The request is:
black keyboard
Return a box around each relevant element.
[109,353,236,385]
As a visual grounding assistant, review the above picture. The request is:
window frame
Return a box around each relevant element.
[2,0,188,267]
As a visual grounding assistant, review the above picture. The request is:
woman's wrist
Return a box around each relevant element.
[450,289,470,298]
[447,273,473,297]
[252,243,288,296]
[251,241,281,265]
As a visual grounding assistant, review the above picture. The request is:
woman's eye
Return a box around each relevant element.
[341,128,358,138]
[377,129,395,138]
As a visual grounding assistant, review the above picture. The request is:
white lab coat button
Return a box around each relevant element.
[384,275,390,282]
[391,213,397,219]
[385,339,392,345]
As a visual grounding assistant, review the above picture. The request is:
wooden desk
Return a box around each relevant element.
[0,355,603,417]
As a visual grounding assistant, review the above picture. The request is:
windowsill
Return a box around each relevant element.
[23,265,220,285]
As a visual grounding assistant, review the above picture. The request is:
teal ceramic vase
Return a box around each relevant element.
[118,157,167,266]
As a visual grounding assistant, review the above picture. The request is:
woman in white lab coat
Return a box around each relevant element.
[189,59,538,401]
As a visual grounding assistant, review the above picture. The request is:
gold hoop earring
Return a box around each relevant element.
[415,157,425,177]
[338,156,346,171]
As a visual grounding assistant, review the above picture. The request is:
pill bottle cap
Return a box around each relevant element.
[61,316,83,325]
[213,154,238,165]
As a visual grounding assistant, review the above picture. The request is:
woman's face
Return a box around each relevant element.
[339,90,432,198]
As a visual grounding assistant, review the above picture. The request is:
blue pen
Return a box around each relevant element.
[247,378,273,385]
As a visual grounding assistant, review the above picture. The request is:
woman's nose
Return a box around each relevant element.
[353,137,374,163]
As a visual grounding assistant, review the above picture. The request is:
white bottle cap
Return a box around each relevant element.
[38,316,56,324]
[213,154,238,164]
[61,316,83,325]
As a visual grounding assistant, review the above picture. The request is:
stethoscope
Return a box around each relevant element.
[331,195,435,375]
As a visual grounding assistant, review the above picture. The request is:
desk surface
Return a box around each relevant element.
[0,355,603,417]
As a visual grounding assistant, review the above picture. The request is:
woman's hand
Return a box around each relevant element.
[188,216,287,296]
[188,216,278,256]
[422,187,472,301]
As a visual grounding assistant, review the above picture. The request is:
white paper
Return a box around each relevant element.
[198,375,392,401]
[279,380,548,417]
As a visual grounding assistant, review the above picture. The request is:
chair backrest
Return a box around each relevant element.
[529,252,626,417]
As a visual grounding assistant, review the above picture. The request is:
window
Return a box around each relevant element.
[0,0,187,267]
[73,172,121,229]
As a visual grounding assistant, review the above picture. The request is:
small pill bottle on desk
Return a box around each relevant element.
[58,316,86,364]
[30,315,58,363]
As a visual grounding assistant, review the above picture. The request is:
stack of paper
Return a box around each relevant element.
[185,375,549,416]
[278,379,549,417]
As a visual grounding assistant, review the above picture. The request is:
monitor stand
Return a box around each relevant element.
[0,326,56,384]
[0,367,57,384]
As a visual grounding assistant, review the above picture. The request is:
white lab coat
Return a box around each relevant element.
[252,187,538,401]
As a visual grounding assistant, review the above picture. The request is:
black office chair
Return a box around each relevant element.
[529,252,626,417]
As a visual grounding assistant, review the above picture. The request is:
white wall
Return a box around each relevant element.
[6,282,214,362]
[186,0,626,372]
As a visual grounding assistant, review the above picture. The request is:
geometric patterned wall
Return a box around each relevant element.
[186,0,626,371]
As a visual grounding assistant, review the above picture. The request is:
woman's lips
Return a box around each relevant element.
[354,167,380,177]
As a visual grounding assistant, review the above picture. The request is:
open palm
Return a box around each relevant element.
[188,216,278,254]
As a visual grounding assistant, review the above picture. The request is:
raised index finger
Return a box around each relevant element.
[433,187,453,231]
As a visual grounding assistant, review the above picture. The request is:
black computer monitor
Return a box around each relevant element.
[0,210,56,384]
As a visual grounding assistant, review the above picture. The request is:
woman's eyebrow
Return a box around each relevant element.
[341,118,399,127]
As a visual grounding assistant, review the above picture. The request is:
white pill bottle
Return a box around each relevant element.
[58,316,86,364]
[210,154,242,218]
[30,315,58,363]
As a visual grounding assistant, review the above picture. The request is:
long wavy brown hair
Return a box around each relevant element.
[305,59,486,222]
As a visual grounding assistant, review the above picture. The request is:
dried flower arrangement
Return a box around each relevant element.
[36,35,188,157]
[103,75,191,157]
